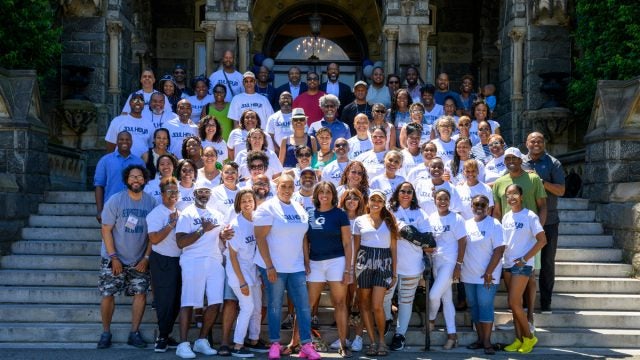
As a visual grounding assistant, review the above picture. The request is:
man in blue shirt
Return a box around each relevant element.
[94,131,145,223]
[307,94,350,148]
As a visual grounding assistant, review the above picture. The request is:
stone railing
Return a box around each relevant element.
[48,143,87,191]
[556,148,585,198]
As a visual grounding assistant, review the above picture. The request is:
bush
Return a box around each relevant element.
[0,0,62,83]
[569,1,640,122]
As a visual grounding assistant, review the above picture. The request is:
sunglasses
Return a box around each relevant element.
[350,170,365,176]
[399,189,414,195]
[250,164,265,170]
[292,118,306,123]
[374,110,386,114]
[307,77,319,81]
[254,182,269,187]
[472,202,488,208]
[164,189,180,194]
[489,141,504,147]
[458,123,471,128]
[334,143,348,148]
[297,153,312,158]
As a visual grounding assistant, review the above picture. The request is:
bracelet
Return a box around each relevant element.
[144,255,150,260]
[167,223,174,229]
[240,283,248,288]
[196,228,204,236]
[456,261,463,265]
[519,257,527,264]
[267,266,275,271]
[108,253,117,258]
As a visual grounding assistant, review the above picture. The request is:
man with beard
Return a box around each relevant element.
[173,65,194,97]
[228,71,275,130]
[145,92,178,130]
[275,66,307,105]
[255,65,278,109]
[367,66,391,108]
[421,84,444,127]
[209,50,244,102]
[252,173,274,205]
[292,167,317,214]
[404,66,423,103]
[97,165,156,349]
[434,73,461,107]
[94,131,145,224]
[293,71,325,126]
[322,138,350,187]
[307,94,351,148]
[174,179,235,358]
[320,63,354,117]
[106,93,155,157]
[266,92,293,155]
[164,99,199,159]
[341,81,372,136]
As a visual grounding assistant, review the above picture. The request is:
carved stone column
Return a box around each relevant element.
[201,21,217,76]
[418,25,432,84]
[236,22,251,73]
[383,26,399,75]
[107,20,122,117]
[509,28,525,102]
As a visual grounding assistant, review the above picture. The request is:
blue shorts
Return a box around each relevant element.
[505,265,533,277]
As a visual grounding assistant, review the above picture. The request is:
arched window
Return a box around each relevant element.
[275,37,349,61]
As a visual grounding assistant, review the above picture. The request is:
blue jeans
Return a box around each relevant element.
[258,267,312,344]
[464,283,498,323]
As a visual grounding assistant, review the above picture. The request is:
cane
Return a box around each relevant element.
[423,253,432,351]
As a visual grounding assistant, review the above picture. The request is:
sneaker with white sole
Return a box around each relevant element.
[193,338,217,355]
[300,342,321,360]
[529,321,536,334]
[230,347,255,358]
[330,338,351,350]
[350,335,363,352]
[497,320,515,330]
[176,342,196,359]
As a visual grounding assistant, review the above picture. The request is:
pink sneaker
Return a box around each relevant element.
[299,342,322,360]
[268,342,281,360]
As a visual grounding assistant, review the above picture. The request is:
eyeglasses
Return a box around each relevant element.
[307,77,319,81]
[297,153,312,158]
[350,170,364,176]
[254,182,269,187]
[374,110,386,114]
[195,189,211,195]
[472,202,488,208]
[411,110,424,114]
[478,127,491,131]
[399,189,414,195]
[423,148,436,152]
[128,175,144,180]
[250,164,265,170]
[131,98,144,104]
[458,123,471,128]
[164,189,180,194]
[489,141,504,147]
[334,143,348,148]
[292,118,306,123]
[322,104,337,108]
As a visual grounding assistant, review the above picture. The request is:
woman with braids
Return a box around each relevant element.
[142,128,172,178]
[446,137,485,186]
[181,136,204,169]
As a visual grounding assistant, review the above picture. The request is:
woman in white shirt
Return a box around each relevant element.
[208,162,242,222]
[369,150,405,200]
[199,115,228,164]
[446,137,485,185]
[355,125,389,180]
[462,194,504,355]
[235,128,282,180]
[253,175,321,360]
[227,109,274,161]
[352,190,398,357]
[427,189,467,350]
[175,159,197,211]
[456,159,494,220]
[501,184,547,354]
[431,116,457,163]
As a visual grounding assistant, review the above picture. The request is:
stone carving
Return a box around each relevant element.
[60,0,102,17]
[400,0,415,16]
[531,0,569,26]
[56,99,97,149]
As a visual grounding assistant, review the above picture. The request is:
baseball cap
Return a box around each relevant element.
[194,178,211,190]
[243,71,256,79]
[369,189,387,202]
[353,80,368,91]
[504,147,524,160]
[300,167,316,178]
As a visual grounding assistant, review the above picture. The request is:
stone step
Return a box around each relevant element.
[559,210,595,222]
[556,248,622,262]
[29,215,100,229]
[11,241,101,256]
[45,191,95,204]
[555,262,633,277]
[559,222,603,235]
[0,255,99,270]
[38,203,97,216]
[552,277,640,294]
[21,227,101,241]
[0,287,141,305]
[558,235,613,248]
[0,270,98,287]
[557,198,590,210]
[1,323,639,348]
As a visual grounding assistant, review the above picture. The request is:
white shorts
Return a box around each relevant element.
[307,256,346,283]
[180,257,225,308]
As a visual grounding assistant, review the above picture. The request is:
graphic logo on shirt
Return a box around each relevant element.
[275,120,291,128]
[283,214,303,222]
[122,126,149,135]
[468,229,486,239]
[193,217,219,226]
[315,216,326,225]
[217,79,239,88]
[351,150,365,157]
[122,209,149,218]
[240,103,264,109]
[245,234,256,244]
[223,198,234,205]
[432,224,450,233]
[173,131,194,138]
[503,221,524,230]
[330,171,342,180]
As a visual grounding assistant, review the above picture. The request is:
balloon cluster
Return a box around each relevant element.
[362,59,384,79]
[253,53,275,82]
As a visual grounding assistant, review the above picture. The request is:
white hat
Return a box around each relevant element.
[194,178,211,190]
[243,71,256,79]
[291,108,307,119]
[353,80,368,91]
[369,189,387,202]
[504,147,524,160]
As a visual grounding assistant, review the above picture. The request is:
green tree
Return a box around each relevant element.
[569,0,640,121]
[0,0,62,82]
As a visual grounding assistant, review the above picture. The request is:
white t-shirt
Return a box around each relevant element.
[228,92,274,128]
[201,139,229,164]
[122,90,172,118]
[292,191,315,214]
[352,215,391,249]
[144,111,179,130]
[415,178,463,216]
[163,118,198,159]
[176,183,195,211]
[209,69,244,102]
[348,136,373,159]
[208,184,239,222]
[225,213,258,287]
[321,160,349,187]
[393,207,431,275]
[406,163,431,184]
[455,182,494,220]
[461,216,504,284]
[227,129,275,156]
[400,149,423,178]
[266,111,293,147]
[175,204,225,261]
[105,115,154,157]
[355,150,387,180]
[423,104,444,126]
[186,95,214,124]
[369,174,406,200]
[236,149,283,180]
[143,178,163,204]
[428,211,467,264]
[146,204,182,257]
[253,197,309,272]
[432,138,456,164]
[502,209,544,268]
[196,169,222,189]
[452,133,481,146]
[446,159,486,186]
[469,119,500,138]
[484,154,507,184]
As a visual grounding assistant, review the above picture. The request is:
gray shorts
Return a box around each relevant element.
[98,258,150,296]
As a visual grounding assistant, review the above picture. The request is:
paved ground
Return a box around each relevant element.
[1,347,639,360]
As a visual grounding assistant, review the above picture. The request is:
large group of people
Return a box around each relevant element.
[94,51,566,358]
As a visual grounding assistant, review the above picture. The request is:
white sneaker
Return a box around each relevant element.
[529,321,536,334]
[193,338,217,355]
[176,342,196,359]
[497,320,515,330]
[350,335,363,352]
[330,338,351,350]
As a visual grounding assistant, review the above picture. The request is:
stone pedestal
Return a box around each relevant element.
[584,77,640,274]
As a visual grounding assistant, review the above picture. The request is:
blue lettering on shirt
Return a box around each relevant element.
[432,224,450,232]
[244,235,256,244]
[284,214,302,222]
[503,221,524,230]
[123,126,149,135]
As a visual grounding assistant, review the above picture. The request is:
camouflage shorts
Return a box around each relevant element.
[98,258,150,297]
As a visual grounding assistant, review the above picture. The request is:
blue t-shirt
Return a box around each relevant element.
[94,151,145,202]
[307,207,350,261]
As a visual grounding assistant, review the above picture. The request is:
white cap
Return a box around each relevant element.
[369,189,387,202]
[291,107,307,119]
[243,71,256,79]
[504,147,524,160]
[194,178,211,190]
[353,80,368,91]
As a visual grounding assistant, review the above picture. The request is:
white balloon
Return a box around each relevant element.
[373,61,384,69]
[262,58,275,70]
[363,65,374,78]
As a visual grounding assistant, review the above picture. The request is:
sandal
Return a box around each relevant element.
[338,347,353,358]
[217,345,231,356]
[366,343,378,356]
[466,341,482,350]
[377,343,389,357]
[484,346,496,355]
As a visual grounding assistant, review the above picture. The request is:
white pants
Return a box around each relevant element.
[231,284,262,345]
[396,273,421,335]
[429,259,456,334]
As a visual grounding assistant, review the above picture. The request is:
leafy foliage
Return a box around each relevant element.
[0,0,62,82]
[569,0,640,121]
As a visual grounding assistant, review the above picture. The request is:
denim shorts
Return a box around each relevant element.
[505,265,533,277]
[464,283,498,323]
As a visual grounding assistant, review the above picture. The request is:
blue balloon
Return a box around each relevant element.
[262,58,275,71]
[362,59,374,67]
[253,53,266,66]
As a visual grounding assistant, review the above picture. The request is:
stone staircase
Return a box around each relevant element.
[1,192,639,349]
